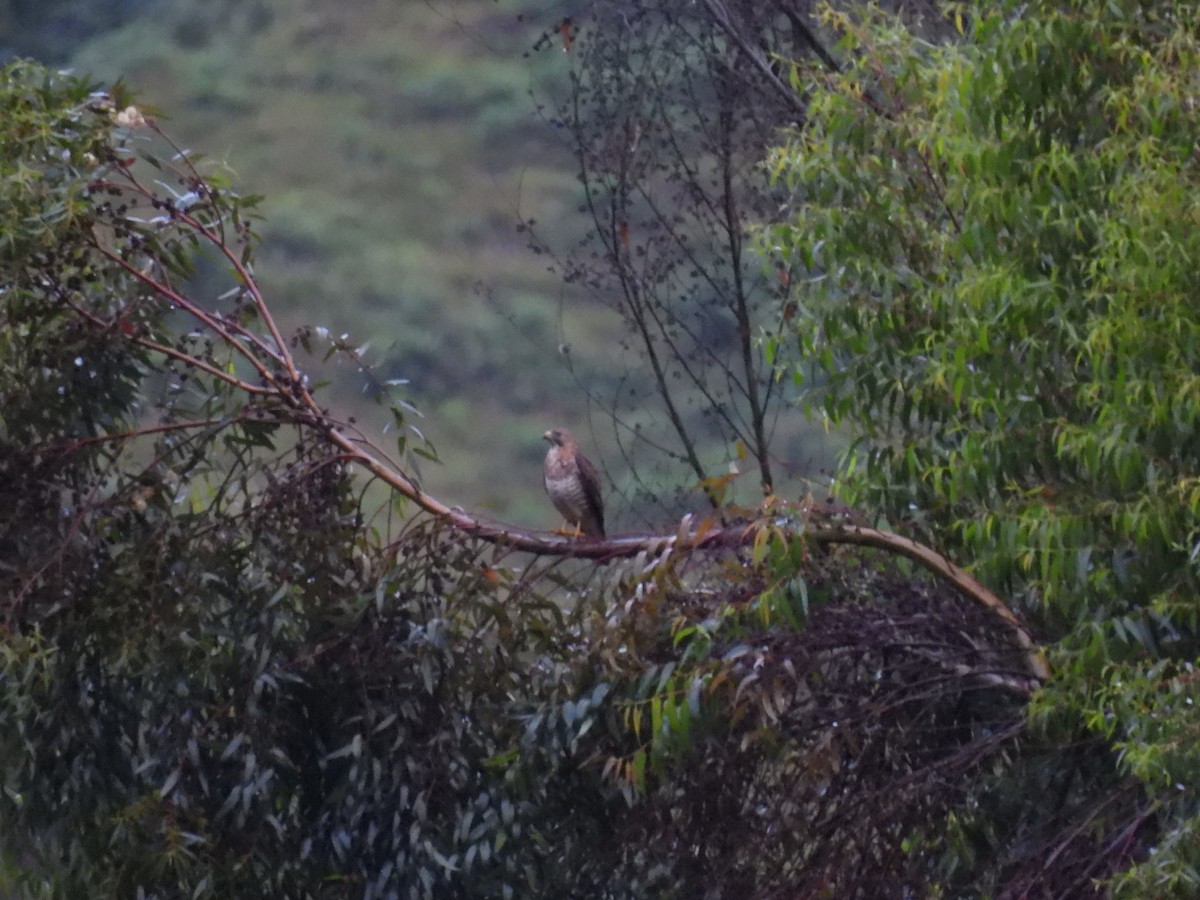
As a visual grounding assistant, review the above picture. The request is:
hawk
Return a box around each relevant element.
[543,428,605,539]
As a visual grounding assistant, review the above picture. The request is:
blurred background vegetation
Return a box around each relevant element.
[0,0,838,532]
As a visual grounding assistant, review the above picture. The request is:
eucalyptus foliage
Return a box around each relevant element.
[768,1,1200,892]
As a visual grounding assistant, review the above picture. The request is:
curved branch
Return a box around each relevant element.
[807,522,1050,683]
[318,422,1049,688]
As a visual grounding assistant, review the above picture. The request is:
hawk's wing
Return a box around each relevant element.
[575,450,606,538]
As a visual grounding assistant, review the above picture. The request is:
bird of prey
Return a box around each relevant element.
[543,428,605,539]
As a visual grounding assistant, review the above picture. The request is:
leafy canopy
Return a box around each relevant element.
[768,0,1200,892]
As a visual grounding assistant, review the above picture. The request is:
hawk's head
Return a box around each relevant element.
[543,428,575,449]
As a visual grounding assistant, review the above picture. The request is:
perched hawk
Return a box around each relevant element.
[543,428,605,539]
